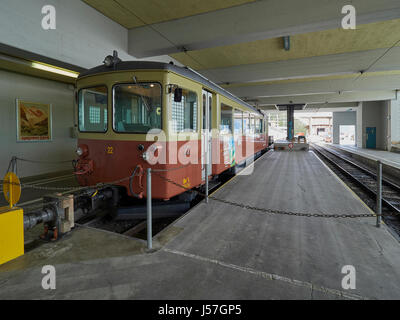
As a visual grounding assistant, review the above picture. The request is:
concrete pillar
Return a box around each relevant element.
[358,101,390,150]
[390,96,400,152]
[356,103,363,148]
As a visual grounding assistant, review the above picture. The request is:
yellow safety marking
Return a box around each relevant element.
[312,152,379,218]
[3,172,21,208]
[210,150,273,197]
[91,190,98,198]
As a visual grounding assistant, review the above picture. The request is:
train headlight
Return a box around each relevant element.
[103,55,113,67]
[76,147,83,156]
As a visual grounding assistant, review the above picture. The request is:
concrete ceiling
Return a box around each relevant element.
[82,0,256,28]
[81,0,400,110]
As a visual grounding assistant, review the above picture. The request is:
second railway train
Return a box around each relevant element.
[74,53,269,201]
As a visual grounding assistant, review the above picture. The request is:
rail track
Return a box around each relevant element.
[312,143,400,235]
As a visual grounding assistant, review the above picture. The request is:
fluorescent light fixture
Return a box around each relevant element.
[31,62,79,78]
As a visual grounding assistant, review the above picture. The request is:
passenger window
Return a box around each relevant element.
[220,104,233,134]
[209,96,212,130]
[234,110,243,135]
[250,115,255,134]
[243,113,251,135]
[256,118,263,134]
[202,94,207,130]
[172,89,198,132]
[78,86,108,132]
[113,83,162,134]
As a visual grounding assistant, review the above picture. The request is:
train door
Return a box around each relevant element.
[202,90,212,181]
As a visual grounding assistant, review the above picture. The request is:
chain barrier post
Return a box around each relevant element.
[11,156,17,174]
[205,162,209,204]
[205,125,209,204]
[146,168,153,250]
[376,160,382,228]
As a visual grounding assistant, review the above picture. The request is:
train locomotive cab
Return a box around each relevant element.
[74,54,268,202]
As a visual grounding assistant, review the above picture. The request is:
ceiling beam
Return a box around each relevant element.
[227,73,400,98]
[201,47,400,85]
[128,0,400,57]
[260,102,360,112]
[306,102,359,109]
[251,91,396,105]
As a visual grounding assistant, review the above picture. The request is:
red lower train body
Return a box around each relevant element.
[75,135,268,200]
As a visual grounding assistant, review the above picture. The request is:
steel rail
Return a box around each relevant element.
[312,144,400,215]
[318,145,400,192]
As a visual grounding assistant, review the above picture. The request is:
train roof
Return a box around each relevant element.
[78,61,262,116]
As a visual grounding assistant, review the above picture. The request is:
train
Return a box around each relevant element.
[74,52,269,202]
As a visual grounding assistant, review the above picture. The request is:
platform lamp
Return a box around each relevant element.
[283,36,290,51]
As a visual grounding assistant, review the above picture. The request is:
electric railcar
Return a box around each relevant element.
[74,55,268,200]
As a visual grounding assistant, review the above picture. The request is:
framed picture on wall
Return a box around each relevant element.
[16,99,52,142]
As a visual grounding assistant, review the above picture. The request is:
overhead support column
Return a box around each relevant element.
[287,105,295,141]
[276,104,306,141]
[389,97,400,152]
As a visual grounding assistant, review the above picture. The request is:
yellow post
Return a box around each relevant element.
[0,172,24,265]
[0,207,24,265]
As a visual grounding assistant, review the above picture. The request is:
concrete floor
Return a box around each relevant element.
[1,151,400,299]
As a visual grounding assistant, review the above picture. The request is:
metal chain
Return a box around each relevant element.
[2,160,399,219]
[0,164,191,192]
[152,171,399,219]
[15,157,75,164]
[0,174,135,192]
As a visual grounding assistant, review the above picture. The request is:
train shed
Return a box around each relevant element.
[1,0,400,307]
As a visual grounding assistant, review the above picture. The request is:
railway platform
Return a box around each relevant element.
[329,144,400,171]
[1,151,400,299]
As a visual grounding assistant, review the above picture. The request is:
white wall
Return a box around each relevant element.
[0,69,76,178]
[0,0,178,69]
[332,111,357,144]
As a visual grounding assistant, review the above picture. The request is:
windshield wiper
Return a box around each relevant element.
[133,77,152,113]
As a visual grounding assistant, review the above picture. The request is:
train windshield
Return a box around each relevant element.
[78,86,108,132]
[113,83,162,133]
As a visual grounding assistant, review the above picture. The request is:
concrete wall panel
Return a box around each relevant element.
[0,70,76,178]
